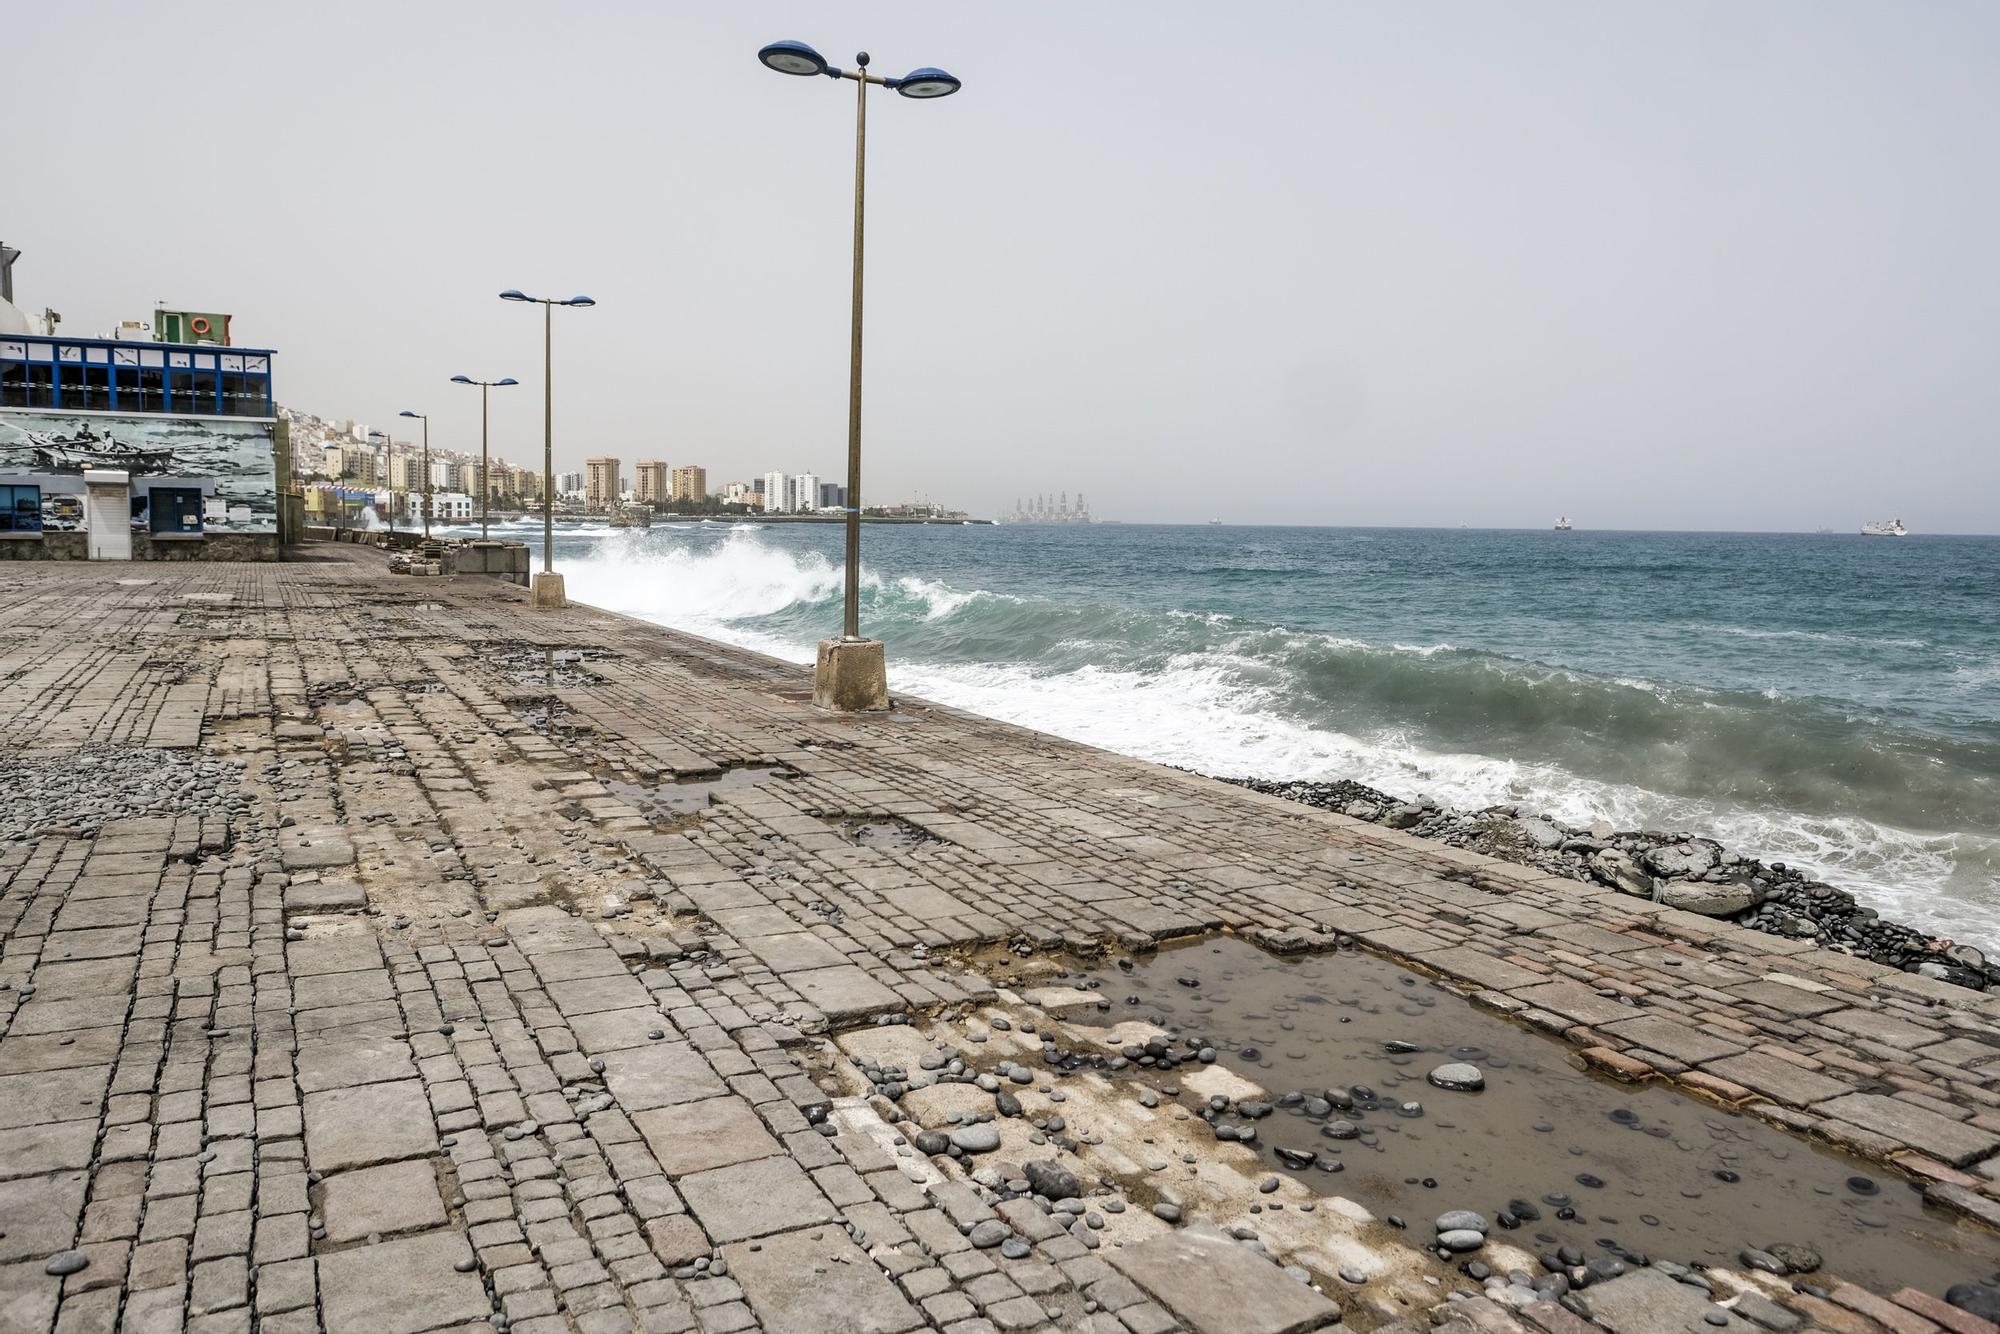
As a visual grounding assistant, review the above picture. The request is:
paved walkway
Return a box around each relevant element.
[3,546,2000,1334]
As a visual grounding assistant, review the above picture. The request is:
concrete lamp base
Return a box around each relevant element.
[529,572,568,609]
[813,638,890,712]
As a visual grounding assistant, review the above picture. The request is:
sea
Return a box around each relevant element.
[441,519,2000,950]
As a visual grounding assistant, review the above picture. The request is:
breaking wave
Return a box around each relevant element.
[558,526,2000,945]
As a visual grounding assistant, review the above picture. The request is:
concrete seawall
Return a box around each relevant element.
[1,542,1997,1333]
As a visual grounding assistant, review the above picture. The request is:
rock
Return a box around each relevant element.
[1435,1211,1488,1235]
[1024,1160,1081,1201]
[1427,1062,1485,1092]
[1518,818,1566,850]
[1590,849,1655,898]
[1437,1229,1486,1253]
[1382,804,1425,829]
[1947,1283,2000,1323]
[1151,1202,1182,1223]
[949,1126,1000,1154]
[1658,879,1761,916]
[43,1251,89,1277]
[1644,841,1719,879]
[913,1130,950,1156]
[1765,1242,1821,1274]
[968,1220,1010,1249]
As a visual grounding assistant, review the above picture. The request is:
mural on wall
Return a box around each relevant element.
[0,413,278,533]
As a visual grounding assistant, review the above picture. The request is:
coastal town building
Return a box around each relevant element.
[585,456,620,511]
[819,481,847,510]
[557,469,583,496]
[790,471,819,512]
[763,470,788,512]
[633,459,669,504]
[0,248,284,559]
[671,464,706,503]
[427,491,474,522]
[1000,490,1092,524]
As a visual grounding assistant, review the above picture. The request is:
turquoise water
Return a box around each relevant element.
[462,520,2000,946]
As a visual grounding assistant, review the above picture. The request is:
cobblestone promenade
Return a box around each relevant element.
[4,547,2000,1333]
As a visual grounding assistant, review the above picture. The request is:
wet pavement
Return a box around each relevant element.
[1066,937,2000,1296]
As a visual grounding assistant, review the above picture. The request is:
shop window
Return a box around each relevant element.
[59,364,113,411]
[219,371,270,416]
[117,366,167,413]
[150,487,204,535]
[0,360,56,408]
[0,484,43,533]
[167,369,219,415]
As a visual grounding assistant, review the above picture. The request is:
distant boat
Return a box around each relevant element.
[1861,518,1908,537]
[1554,516,1574,531]
[1208,518,1221,526]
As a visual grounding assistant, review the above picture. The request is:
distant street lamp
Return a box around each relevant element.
[499,291,595,608]
[757,38,961,710]
[398,410,431,538]
[366,429,393,531]
[451,375,519,539]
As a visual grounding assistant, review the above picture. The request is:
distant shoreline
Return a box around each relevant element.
[481,512,995,526]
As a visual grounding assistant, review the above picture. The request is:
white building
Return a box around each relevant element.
[790,472,819,513]
[763,471,788,513]
[428,491,474,522]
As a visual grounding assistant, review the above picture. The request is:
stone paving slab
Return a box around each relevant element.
[4,548,2000,1334]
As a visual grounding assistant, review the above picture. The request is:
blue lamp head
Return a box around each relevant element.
[894,67,961,99]
[496,377,519,386]
[562,296,596,308]
[399,410,422,419]
[450,375,473,384]
[759,39,829,76]
[498,289,531,302]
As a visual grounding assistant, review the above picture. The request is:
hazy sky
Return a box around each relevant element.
[12,3,1998,530]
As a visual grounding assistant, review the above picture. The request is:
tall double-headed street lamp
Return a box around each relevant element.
[757,39,961,711]
[397,409,431,539]
[450,375,518,539]
[499,290,595,609]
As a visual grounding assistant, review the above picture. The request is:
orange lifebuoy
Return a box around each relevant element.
[190,316,211,336]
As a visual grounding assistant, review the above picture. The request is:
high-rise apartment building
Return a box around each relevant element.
[585,457,621,511]
[818,482,847,510]
[671,465,707,503]
[633,460,669,504]
[790,472,819,513]
[557,471,584,496]
[763,471,788,513]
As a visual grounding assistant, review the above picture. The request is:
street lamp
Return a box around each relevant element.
[451,375,519,539]
[398,410,431,539]
[757,39,961,710]
[366,429,394,532]
[499,290,595,609]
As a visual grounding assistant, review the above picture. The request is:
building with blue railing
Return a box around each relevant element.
[0,262,284,561]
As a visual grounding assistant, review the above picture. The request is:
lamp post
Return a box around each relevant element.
[366,429,393,531]
[398,410,431,538]
[451,375,518,540]
[499,290,594,608]
[757,39,960,711]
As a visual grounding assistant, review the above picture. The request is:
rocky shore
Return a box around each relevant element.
[1230,776,1998,993]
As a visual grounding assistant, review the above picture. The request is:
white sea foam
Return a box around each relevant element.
[556,527,2000,949]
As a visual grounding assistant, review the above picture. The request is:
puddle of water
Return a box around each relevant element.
[837,817,942,850]
[485,643,611,688]
[603,765,791,826]
[1063,937,2000,1297]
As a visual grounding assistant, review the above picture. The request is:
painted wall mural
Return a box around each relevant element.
[0,412,278,533]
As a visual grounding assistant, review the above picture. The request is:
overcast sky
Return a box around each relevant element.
[11,2,1998,531]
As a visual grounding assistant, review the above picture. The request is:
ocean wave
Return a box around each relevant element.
[551,525,2000,946]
